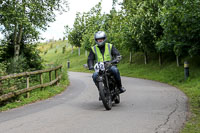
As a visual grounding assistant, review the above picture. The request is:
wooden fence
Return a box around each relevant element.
[0,65,62,102]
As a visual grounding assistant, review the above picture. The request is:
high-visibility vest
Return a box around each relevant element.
[91,43,112,62]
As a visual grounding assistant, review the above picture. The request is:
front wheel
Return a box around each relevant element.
[114,94,120,104]
[99,81,112,110]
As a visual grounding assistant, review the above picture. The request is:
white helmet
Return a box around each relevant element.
[94,31,107,47]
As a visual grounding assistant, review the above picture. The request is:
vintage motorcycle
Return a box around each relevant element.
[94,57,121,110]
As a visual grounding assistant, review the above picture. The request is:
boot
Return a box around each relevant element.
[116,81,126,94]
[119,86,126,94]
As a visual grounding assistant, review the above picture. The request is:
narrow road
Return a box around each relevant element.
[0,72,188,133]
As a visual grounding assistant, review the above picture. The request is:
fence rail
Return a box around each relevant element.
[0,65,62,102]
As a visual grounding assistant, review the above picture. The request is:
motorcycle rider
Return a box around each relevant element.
[87,31,126,94]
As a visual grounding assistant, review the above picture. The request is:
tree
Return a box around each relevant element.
[0,0,68,60]
[67,2,104,54]
[63,25,71,40]
[81,2,103,51]
[160,0,200,66]
[121,0,140,63]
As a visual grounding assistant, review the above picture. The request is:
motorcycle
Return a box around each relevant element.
[94,57,121,110]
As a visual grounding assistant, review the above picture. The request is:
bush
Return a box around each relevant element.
[0,63,7,76]
[6,55,29,74]
[1,39,43,74]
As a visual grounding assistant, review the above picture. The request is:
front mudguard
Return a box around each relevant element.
[96,76,103,82]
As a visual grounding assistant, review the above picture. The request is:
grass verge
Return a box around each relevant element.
[0,82,68,112]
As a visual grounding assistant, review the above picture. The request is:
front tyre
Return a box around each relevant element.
[99,81,112,110]
[114,94,120,104]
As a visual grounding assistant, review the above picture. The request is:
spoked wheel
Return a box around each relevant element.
[98,81,112,110]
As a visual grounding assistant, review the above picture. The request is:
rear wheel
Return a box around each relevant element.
[99,81,112,110]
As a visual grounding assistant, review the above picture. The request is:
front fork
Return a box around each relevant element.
[97,73,109,88]
[97,74,110,93]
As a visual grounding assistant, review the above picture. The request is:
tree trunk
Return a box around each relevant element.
[159,53,162,66]
[66,42,68,48]
[13,23,18,58]
[78,47,80,56]
[17,25,23,44]
[14,0,25,60]
[129,51,132,64]
[71,45,73,53]
[144,52,148,64]
[13,23,17,46]
[176,55,180,67]
[14,25,23,60]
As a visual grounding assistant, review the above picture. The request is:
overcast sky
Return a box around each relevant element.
[0,0,122,41]
[40,0,123,42]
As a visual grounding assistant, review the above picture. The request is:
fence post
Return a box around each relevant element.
[49,71,52,82]
[0,81,2,95]
[0,65,63,103]
[62,46,66,53]
[55,70,58,85]
[67,60,70,68]
[60,67,62,73]
[26,75,30,98]
[184,61,189,80]
[59,67,62,83]
[40,73,44,90]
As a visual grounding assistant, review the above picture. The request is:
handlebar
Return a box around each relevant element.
[88,56,122,71]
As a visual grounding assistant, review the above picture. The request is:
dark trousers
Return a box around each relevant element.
[92,66,122,88]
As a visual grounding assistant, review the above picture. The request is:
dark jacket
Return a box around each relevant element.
[87,44,120,69]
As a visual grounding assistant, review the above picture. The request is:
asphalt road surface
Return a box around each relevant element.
[0,72,188,133]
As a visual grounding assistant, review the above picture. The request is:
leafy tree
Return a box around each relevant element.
[0,0,68,73]
[133,1,164,64]
[81,2,103,50]
[1,34,43,73]
[160,0,200,66]
[66,2,103,52]
[121,0,140,63]
[63,25,71,40]
[0,0,68,59]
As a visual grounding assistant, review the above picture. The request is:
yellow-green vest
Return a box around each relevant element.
[91,43,113,62]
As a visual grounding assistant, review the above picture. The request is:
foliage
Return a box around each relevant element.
[6,55,28,74]
[65,0,200,64]
[0,0,68,74]
[0,63,7,76]
[160,0,200,57]
[65,2,104,51]
[1,40,43,73]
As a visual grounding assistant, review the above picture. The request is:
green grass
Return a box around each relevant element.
[66,48,200,133]
[0,40,70,112]
[0,84,67,112]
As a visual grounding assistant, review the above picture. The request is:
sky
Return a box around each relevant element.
[40,0,122,42]
[0,0,122,41]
